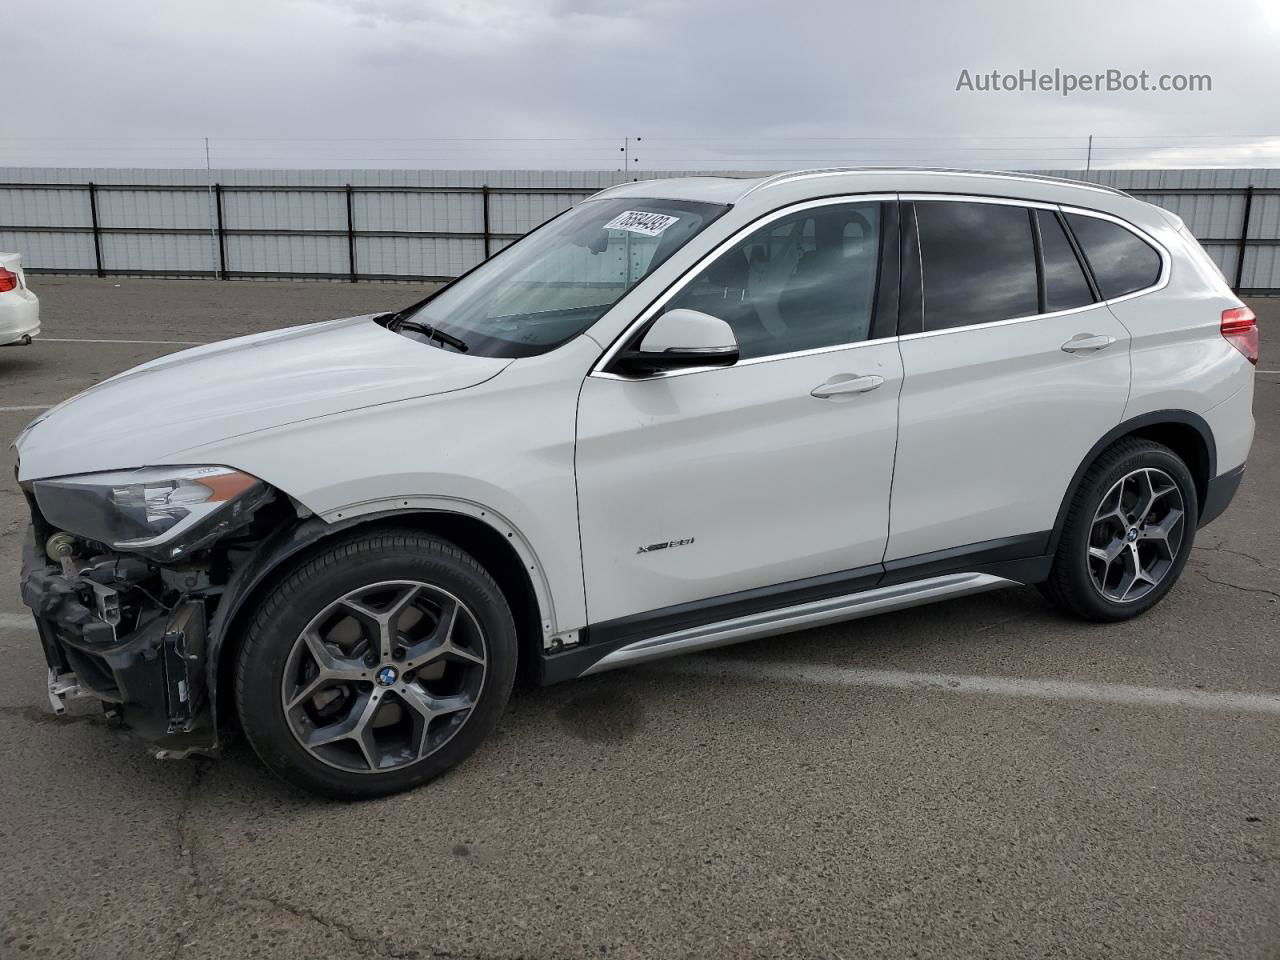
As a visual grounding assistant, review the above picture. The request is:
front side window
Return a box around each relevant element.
[408,197,727,357]
[917,200,1039,331]
[1064,212,1163,300]
[662,201,883,361]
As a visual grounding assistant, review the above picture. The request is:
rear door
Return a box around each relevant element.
[887,196,1131,566]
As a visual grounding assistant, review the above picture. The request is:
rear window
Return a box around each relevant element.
[1064,213,1162,300]
[917,201,1039,331]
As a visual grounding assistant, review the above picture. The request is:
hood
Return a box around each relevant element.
[16,315,511,480]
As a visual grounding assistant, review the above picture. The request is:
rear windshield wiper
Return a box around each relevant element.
[394,319,469,353]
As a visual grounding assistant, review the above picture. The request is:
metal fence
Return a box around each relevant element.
[0,180,601,283]
[2,167,1280,293]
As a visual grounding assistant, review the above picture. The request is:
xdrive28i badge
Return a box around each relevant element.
[636,537,696,555]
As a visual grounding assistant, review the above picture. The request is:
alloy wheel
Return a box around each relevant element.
[281,580,487,773]
[1087,467,1186,604]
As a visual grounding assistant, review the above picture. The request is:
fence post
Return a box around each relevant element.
[1234,184,1254,293]
[481,185,492,259]
[87,182,105,278]
[345,184,357,282]
[214,183,228,280]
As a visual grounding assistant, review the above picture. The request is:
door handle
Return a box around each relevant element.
[1061,333,1117,354]
[811,374,885,399]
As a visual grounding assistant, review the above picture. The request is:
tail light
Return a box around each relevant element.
[1221,306,1258,365]
[0,267,17,293]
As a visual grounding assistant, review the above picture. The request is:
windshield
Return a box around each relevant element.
[403,197,729,357]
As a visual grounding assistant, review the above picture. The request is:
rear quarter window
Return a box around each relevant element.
[1065,213,1163,300]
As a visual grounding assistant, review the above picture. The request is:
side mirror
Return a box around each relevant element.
[617,308,740,375]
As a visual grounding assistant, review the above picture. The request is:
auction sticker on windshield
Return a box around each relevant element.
[604,210,680,237]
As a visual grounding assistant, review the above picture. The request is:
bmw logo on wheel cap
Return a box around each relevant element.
[376,666,399,687]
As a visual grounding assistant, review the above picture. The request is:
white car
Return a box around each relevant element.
[16,169,1256,798]
[0,252,39,346]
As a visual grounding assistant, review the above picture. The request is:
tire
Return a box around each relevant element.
[235,529,517,799]
[1039,438,1198,622]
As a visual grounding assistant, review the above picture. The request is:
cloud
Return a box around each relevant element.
[318,0,651,45]
[1,0,1277,169]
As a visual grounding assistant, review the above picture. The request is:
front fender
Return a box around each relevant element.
[204,503,559,738]
[317,496,559,636]
[204,513,359,735]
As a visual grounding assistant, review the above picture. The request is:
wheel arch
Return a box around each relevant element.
[207,501,553,740]
[1048,409,1216,556]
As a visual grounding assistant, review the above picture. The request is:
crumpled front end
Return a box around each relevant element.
[20,522,215,754]
[17,479,282,757]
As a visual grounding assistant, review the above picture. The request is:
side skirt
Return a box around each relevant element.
[578,572,1017,676]
[539,532,1051,683]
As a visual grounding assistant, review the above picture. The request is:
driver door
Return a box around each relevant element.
[575,198,902,627]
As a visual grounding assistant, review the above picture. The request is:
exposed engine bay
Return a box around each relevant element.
[18,474,285,757]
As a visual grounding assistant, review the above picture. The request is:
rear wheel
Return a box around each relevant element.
[1040,439,1198,621]
[235,529,516,799]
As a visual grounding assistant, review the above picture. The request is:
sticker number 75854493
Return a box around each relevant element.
[604,210,680,237]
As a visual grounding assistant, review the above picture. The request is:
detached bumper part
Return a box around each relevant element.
[20,529,217,756]
[47,667,83,715]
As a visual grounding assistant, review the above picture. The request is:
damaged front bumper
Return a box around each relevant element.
[20,527,217,757]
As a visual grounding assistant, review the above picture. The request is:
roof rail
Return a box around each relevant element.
[585,181,628,200]
[589,174,765,201]
[737,166,1130,201]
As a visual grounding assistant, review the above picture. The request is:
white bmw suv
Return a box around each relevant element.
[16,169,1256,797]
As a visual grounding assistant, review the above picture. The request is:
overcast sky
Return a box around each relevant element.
[4,0,1279,170]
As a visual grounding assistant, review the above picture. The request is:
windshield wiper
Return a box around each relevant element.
[395,319,469,353]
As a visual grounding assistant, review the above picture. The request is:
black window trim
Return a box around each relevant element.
[898,193,1170,340]
[898,199,924,337]
[1028,206,1048,315]
[1052,208,1102,302]
[591,193,901,380]
[1033,206,1101,312]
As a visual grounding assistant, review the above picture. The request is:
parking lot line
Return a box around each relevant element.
[37,337,206,345]
[0,405,48,412]
[0,612,33,631]
[662,658,1280,715]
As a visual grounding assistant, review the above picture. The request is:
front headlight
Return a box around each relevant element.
[33,465,271,562]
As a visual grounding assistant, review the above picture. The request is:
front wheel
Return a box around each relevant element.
[235,529,517,799]
[1039,438,1198,622]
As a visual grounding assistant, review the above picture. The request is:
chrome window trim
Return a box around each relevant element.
[897,301,1104,342]
[590,333,899,382]
[587,190,1174,377]
[589,193,896,381]
[899,194,1172,340]
[901,192,1059,212]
